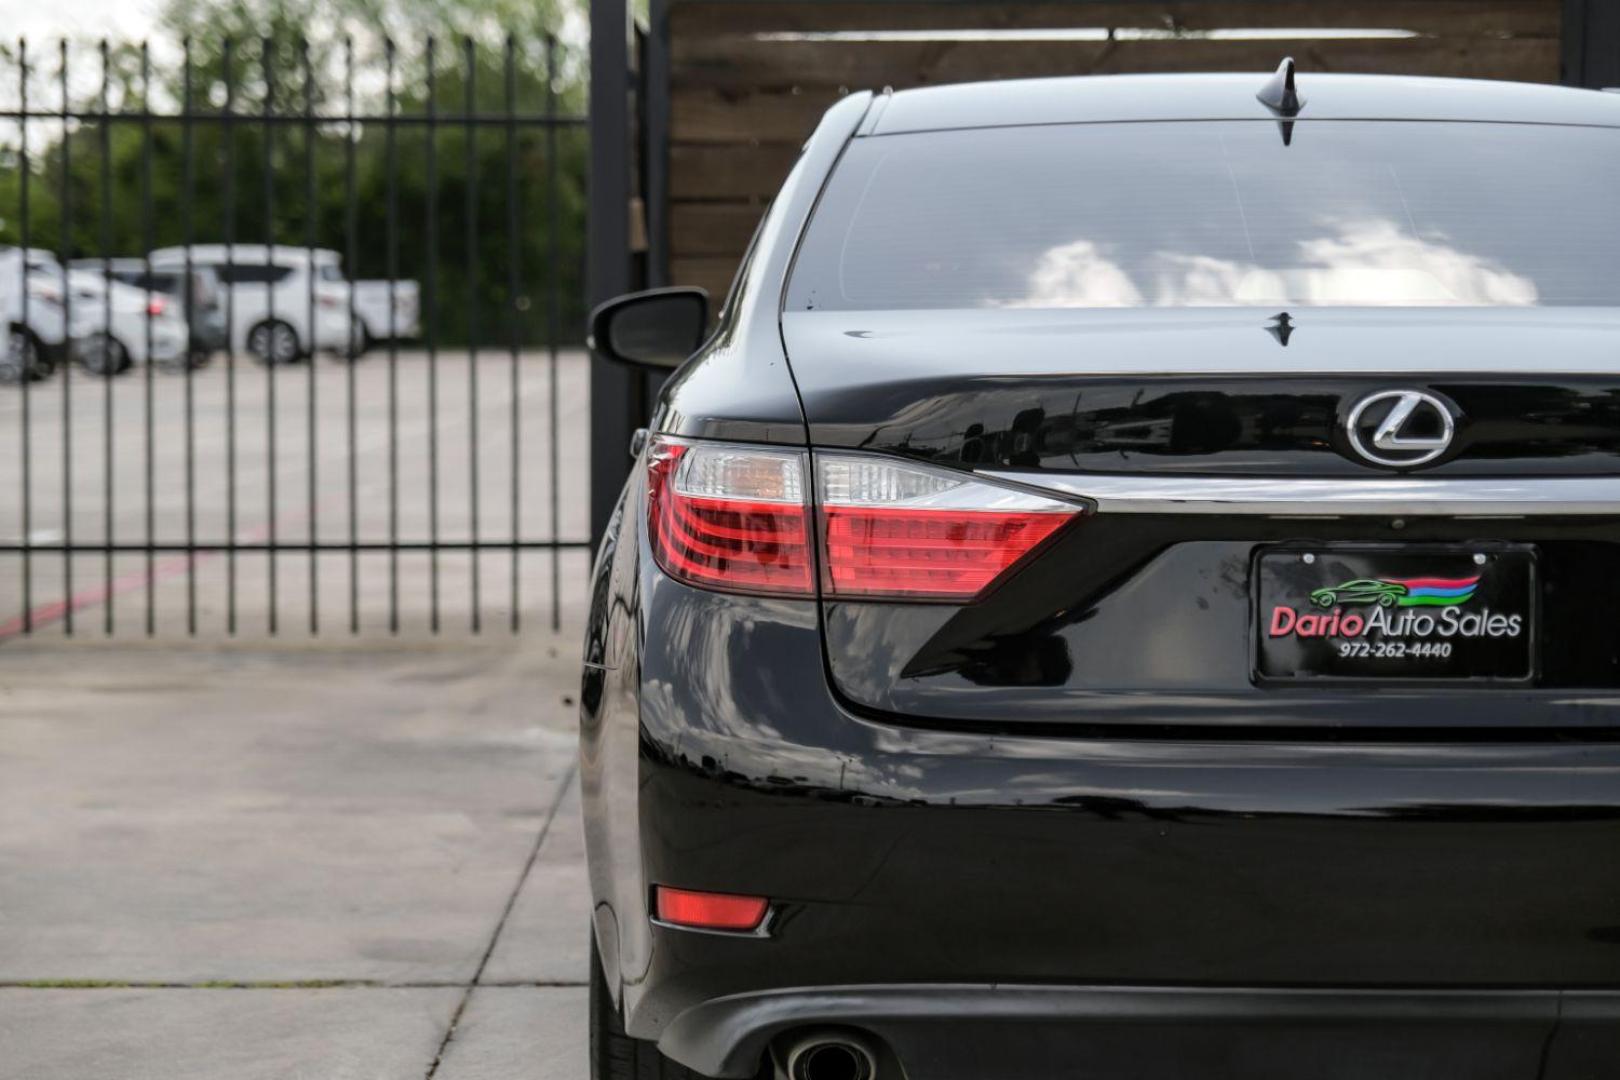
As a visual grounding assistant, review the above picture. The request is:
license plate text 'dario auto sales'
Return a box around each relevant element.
[1254,545,1536,683]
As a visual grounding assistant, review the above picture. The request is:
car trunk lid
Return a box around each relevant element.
[782,308,1620,732]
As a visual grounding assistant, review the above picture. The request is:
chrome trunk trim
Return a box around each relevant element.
[975,472,1620,517]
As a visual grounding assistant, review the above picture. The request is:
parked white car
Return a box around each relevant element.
[71,258,230,368]
[0,247,69,382]
[62,269,190,374]
[148,245,357,364]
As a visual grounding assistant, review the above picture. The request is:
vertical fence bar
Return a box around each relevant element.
[303,37,318,634]
[426,36,440,633]
[263,36,279,635]
[100,39,114,635]
[58,40,73,635]
[224,37,238,635]
[183,39,197,635]
[344,37,359,634]
[142,43,156,635]
[384,39,399,634]
[505,35,520,634]
[644,0,671,291]
[545,34,561,631]
[18,38,31,634]
[464,36,480,633]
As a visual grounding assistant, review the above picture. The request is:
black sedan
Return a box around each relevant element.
[582,63,1620,1080]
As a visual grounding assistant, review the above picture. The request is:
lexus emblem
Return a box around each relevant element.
[1345,390,1457,468]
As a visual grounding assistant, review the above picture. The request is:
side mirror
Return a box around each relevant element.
[588,287,710,372]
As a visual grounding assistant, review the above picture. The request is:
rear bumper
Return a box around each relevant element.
[379,313,420,339]
[311,307,355,351]
[142,324,188,363]
[356,308,419,341]
[599,566,1620,1078]
[635,725,1620,1070]
[661,984,1620,1080]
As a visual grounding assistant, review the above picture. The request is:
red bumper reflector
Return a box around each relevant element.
[654,886,770,932]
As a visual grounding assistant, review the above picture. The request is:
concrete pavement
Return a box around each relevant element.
[0,633,593,1078]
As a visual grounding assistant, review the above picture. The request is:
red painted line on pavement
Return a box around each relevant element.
[0,519,283,642]
[0,550,204,640]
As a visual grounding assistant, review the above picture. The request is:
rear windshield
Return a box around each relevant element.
[785,121,1620,310]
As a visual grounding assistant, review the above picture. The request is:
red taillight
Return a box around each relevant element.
[647,437,814,597]
[822,507,1071,599]
[146,296,167,316]
[644,437,1082,602]
[654,886,770,932]
[817,454,1080,601]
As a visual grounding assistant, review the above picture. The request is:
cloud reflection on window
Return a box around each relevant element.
[1004,220,1540,308]
[1009,240,1146,308]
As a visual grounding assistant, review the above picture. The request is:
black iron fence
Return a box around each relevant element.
[1,35,592,638]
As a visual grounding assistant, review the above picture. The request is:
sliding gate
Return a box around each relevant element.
[1,33,591,637]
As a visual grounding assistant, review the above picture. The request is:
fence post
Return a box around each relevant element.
[588,0,637,548]
[644,0,671,289]
[1563,0,1620,88]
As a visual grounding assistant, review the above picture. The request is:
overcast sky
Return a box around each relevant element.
[6,0,162,45]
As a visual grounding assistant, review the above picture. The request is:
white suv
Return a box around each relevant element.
[148,245,356,364]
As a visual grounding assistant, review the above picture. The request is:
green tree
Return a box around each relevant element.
[0,0,589,346]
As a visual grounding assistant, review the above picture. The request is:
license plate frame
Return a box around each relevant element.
[1252,543,1539,685]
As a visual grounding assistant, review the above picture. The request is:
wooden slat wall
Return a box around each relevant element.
[672,2,1559,35]
[666,0,1561,299]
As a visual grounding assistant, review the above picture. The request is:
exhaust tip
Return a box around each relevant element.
[784,1034,877,1080]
